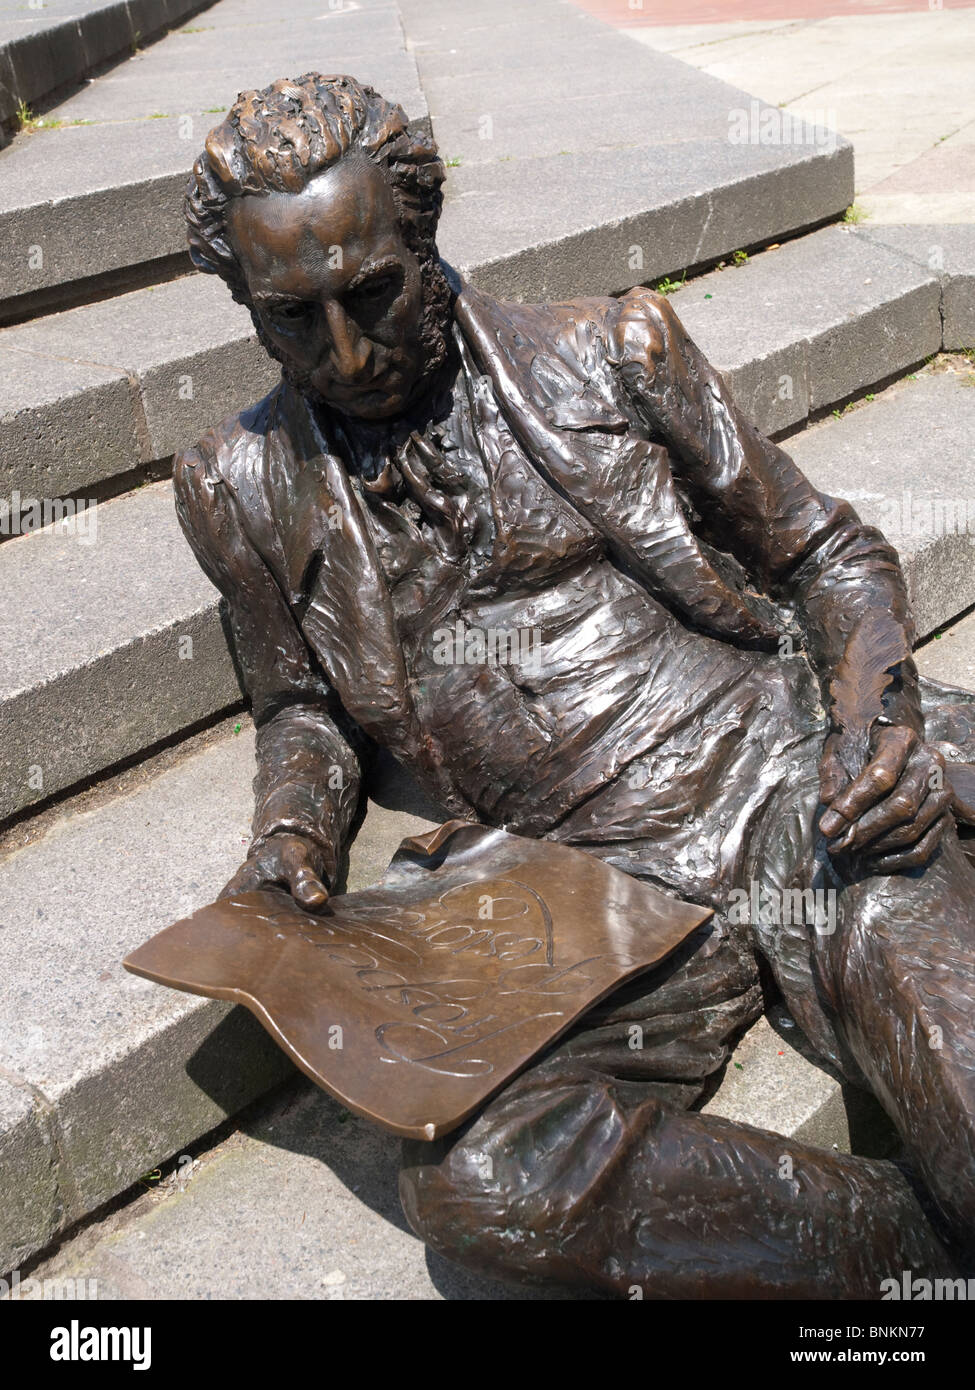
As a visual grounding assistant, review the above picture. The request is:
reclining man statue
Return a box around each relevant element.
[174,73,975,1295]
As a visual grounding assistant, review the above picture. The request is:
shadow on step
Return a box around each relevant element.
[185,1015,565,1299]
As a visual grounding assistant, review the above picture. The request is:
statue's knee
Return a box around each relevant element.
[398,1137,452,1245]
[400,1072,639,1275]
[399,1134,517,1257]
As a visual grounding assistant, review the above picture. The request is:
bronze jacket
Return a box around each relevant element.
[173,282,920,887]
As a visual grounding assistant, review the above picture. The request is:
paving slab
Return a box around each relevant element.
[0,718,444,1272]
[854,223,975,351]
[789,366,975,641]
[671,223,941,434]
[625,19,804,57]
[623,7,975,223]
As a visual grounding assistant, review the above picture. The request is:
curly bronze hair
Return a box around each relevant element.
[184,73,454,404]
[185,73,446,305]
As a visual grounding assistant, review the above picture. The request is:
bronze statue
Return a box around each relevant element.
[170,73,975,1295]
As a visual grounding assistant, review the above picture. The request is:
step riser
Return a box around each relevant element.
[0,607,239,823]
[0,274,278,507]
[0,177,188,305]
[440,156,853,304]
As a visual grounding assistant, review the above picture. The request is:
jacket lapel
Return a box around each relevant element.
[455,284,779,648]
[240,384,462,804]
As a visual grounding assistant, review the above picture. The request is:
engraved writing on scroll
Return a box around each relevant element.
[124,821,712,1139]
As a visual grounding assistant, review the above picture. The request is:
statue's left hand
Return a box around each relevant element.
[818,725,952,872]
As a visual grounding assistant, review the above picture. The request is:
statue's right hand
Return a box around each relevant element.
[219,833,331,913]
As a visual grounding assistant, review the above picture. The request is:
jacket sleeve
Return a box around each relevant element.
[610,286,924,741]
[172,441,365,886]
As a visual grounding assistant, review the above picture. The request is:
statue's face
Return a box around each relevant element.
[227,155,426,420]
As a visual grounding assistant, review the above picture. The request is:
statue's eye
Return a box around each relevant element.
[347,273,397,308]
[268,301,313,331]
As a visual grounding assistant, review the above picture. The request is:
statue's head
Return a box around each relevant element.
[185,74,450,421]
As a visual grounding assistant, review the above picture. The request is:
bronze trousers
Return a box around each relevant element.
[399,833,975,1297]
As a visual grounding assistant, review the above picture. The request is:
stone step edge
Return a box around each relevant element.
[0,140,844,316]
[0,0,213,136]
[3,220,969,509]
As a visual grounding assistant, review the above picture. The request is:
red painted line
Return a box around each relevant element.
[571,0,975,26]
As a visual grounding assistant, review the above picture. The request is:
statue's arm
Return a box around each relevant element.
[173,444,365,905]
[612,287,952,871]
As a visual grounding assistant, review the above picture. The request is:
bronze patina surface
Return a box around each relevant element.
[124,822,711,1139]
[128,72,975,1293]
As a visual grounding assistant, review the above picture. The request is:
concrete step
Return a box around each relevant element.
[4,356,975,824]
[3,1007,895,1299]
[0,0,852,313]
[670,223,945,436]
[400,0,854,301]
[0,478,239,822]
[0,0,208,134]
[4,222,969,508]
[855,224,975,350]
[0,0,427,309]
[0,714,448,1274]
[0,273,277,501]
[789,363,975,640]
[0,702,901,1280]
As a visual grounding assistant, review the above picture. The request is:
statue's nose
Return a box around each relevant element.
[323,300,373,380]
